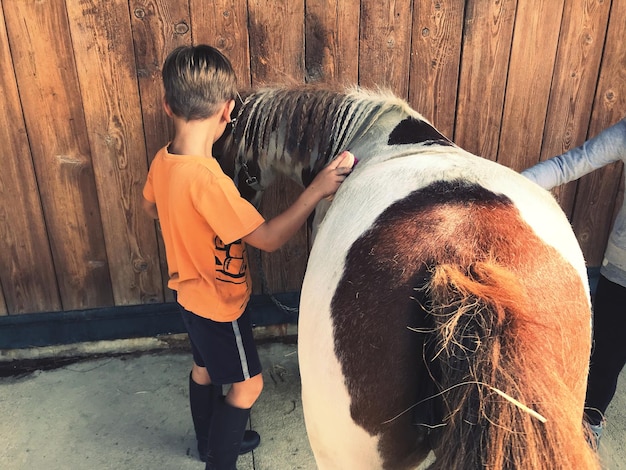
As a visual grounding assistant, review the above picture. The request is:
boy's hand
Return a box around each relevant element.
[244,150,357,252]
[309,151,356,199]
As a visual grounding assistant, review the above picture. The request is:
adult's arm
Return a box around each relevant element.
[521,118,626,190]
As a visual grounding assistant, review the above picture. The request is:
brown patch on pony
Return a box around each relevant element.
[330,180,598,469]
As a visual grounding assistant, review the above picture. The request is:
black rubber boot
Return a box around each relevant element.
[238,429,260,455]
[189,373,217,462]
[204,398,259,470]
[189,373,260,462]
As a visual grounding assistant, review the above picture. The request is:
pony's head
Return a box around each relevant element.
[227,85,353,205]
[213,89,265,205]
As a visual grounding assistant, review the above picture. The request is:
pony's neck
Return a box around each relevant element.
[235,87,436,189]
[296,106,415,186]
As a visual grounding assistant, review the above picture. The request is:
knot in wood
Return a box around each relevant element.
[134,258,149,272]
[174,21,189,35]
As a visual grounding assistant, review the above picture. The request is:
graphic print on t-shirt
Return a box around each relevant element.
[214,236,247,285]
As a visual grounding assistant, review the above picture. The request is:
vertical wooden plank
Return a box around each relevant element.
[4,0,114,312]
[0,282,6,316]
[359,0,413,98]
[248,0,305,84]
[587,0,626,135]
[304,0,360,84]
[0,1,60,314]
[190,0,251,89]
[454,0,517,159]
[130,0,191,161]
[258,178,311,294]
[66,0,162,305]
[130,0,192,302]
[497,0,566,171]
[571,0,626,265]
[409,0,464,138]
[537,0,611,216]
[247,0,307,293]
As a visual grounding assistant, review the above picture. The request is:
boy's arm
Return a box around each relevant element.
[243,151,354,252]
[142,197,159,220]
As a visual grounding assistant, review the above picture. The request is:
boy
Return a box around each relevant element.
[142,45,354,470]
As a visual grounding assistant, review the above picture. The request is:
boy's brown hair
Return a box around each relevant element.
[162,45,237,121]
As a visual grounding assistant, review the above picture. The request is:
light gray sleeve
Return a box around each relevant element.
[521,118,626,190]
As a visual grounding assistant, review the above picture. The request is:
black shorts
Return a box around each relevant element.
[179,305,262,385]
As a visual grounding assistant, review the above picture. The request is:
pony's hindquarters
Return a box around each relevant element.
[300,166,599,469]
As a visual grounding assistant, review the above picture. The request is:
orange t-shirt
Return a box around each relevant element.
[143,146,265,321]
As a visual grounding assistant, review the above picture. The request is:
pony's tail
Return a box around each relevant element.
[422,261,600,470]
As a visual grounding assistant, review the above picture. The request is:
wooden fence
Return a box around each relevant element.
[0,0,624,316]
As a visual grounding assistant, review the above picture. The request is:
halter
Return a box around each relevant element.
[237,154,265,192]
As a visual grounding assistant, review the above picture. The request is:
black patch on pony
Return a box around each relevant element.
[388,117,453,146]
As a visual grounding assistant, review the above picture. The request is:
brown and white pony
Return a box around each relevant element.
[222,85,600,469]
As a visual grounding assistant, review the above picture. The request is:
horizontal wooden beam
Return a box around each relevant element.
[0,292,300,350]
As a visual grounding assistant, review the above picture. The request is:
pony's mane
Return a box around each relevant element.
[231,85,415,176]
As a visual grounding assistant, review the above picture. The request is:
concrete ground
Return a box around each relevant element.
[0,334,624,470]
